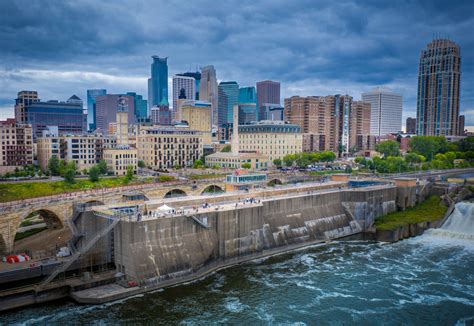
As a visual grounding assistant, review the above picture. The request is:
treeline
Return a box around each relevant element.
[274,151,337,168]
[356,136,474,173]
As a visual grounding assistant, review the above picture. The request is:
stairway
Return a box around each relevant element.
[189,215,210,228]
[37,217,120,290]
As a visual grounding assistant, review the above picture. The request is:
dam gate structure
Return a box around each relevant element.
[65,184,397,303]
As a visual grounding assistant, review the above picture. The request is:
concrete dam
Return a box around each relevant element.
[67,183,397,303]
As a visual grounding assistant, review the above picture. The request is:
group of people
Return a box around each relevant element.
[235,197,260,207]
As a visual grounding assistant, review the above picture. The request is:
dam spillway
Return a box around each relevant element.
[70,182,397,303]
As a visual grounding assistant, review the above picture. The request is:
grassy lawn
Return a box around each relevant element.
[14,226,48,241]
[0,176,171,203]
[374,195,448,231]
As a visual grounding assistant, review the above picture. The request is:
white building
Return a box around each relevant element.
[361,87,403,136]
[172,75,195,112]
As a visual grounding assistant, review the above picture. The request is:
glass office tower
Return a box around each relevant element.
[148,56,169,108]
[218,81,239,127]
[87,89,106,130]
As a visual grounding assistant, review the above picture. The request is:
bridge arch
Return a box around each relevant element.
[21,209,64,230]
[164,189,188,198]
[268,178,283,187]
[200,184,225,195]
[84,200,104,207]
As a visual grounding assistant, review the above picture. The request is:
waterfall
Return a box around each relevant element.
[424,202,474,241]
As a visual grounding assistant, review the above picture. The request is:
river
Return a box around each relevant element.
[1,203,473,325]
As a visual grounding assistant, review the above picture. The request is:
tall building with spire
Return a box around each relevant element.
[148,56,168,109]
[199,65,218,126]
[416,39,461,136]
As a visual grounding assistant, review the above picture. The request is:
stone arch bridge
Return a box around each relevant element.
[0,180,229,255]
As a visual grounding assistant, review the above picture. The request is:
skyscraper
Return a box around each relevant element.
[126,92,148,121]
[95,94,136,134]
[458,115,465,136]
[24,95,87,139]
[284,95,370,153]
[218,81,239,127]
[238,87,257,124]
[178,72,201,100]
[148,56,168,109]
[406,117,416,134]
[199,65,218,126]
[15,91,39,124]
[256,80,280,120]
[172,75,195,111]
[361,87,402,136]
[416,39,461,136]
[87,89,107,130]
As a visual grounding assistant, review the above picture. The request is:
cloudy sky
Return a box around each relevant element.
[1,0,473,129]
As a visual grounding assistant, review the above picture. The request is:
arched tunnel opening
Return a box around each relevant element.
[13,209,69,255]
[201,185,225,195]
[164,189,188,198]
[268,179,283,187]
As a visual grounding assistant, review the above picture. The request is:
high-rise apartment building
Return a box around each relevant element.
[406,117,416,134]
[218,81,239,127]
[24,95,87,139]
[256,80,280,120]
[172,75,195,111]
[178,72,201,100]
[361,88,402,136]
[148,56,169,109]
[87,89,107,130]
[199,65,218,126]
[0,119,33,170]
[15,91,39,124]
[284,95,370,154]
[416,39,461,136]
[126,92,148,121]
[95,94,136,134]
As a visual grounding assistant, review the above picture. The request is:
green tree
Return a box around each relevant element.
[404,152,425,164]
[64,167,76,184]
[283,154,296,167]
[273,158,282,168]
[375,140,400,158]
[344,165,353,173]
[97,160,108,174]
[319,151,336,162]
[221,145,231,152]
[409,136,448,161]
[138,160,146,168]
[47,156,61,176]
[193,159,204,168]
[241,162,251,169]
[125,165,134,182]
[295,154,310,169]
[211,164,221,169]
[89,165,100,182]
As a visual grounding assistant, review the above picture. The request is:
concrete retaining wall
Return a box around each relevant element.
[111,187,396,284]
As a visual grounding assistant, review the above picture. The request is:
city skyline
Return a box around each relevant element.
[0,1,473,130]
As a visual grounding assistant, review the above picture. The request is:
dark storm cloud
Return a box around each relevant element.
[0,0,473,125]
